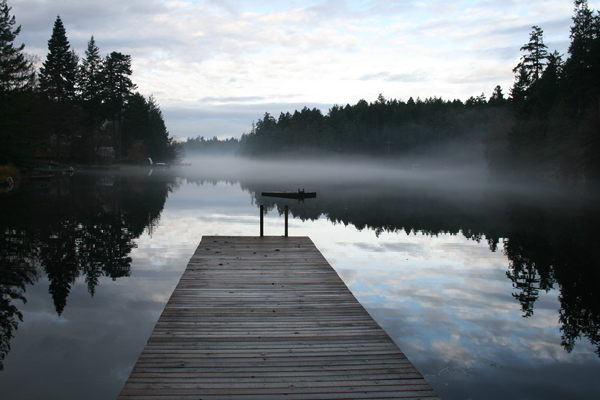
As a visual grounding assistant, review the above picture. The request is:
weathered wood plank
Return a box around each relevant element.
[118,236,438,399]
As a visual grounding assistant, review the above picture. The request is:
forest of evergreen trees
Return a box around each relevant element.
[182,135,240,155]
[0,1,179,168]
[239,0,600,181]
[239,93,497,163]
[3,0,600,181]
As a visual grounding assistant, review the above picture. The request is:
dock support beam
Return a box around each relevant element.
[260,204,289,237]
[284,205,289,237]
[260,205,264,237]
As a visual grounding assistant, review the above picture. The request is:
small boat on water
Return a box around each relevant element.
[261,189,316,200]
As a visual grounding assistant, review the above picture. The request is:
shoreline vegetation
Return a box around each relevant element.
[2,1,600,187]
[0,0,180,173]
[186,1,600,185]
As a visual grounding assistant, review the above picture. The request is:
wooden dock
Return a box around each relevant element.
[118,236,438,399]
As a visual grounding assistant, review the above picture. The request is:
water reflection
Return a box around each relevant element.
[0,169,177,370]
[0,160,599,400]
[502,197,600,357]
[237,177,600,358]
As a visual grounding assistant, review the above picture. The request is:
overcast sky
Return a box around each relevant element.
[9,0,580,140]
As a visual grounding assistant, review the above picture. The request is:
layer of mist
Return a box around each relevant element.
[176,153,586,205]
[181,153,487,188]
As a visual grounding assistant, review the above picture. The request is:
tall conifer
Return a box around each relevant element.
[511,26,548,100]
[0,0,34,165]
[564,0,600,110]
[79,36,104,122]
[38,16,79,159]
[147,95,171,160]
[38,16,78,102]
[103,51,136,158]
[0,0,31,93]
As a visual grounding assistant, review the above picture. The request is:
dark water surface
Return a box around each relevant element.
[1,158,599,399]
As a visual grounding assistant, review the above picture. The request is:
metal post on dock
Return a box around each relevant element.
[284,205,289,237]
[260,205,264,237]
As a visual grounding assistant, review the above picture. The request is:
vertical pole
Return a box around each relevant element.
[260,205,264,237]
[284,205,289,237]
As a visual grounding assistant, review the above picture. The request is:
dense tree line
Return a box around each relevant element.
[182,135,239,155]
[239,1,600,181]
[491,0,600,180]
[0,2,179,168]
[239,93,501,163]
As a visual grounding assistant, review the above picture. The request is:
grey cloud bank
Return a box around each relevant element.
[9,0,575,139]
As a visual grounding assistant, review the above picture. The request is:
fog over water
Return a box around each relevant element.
[180,153,577,205]
[183,153,489,186]
[1,154,598,399]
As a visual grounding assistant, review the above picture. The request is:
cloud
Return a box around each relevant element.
[359,71,426,82]
[198,95,267,103]
[163,100,336,139]
[445,65,511,85]
[8,0,576,140]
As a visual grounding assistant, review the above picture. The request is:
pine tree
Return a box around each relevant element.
[519,26,548,83]
[120,93,177,162]
[79,36,104,122]
[147,95,171,160]
[564,0,600,111]
[511,27,547,96]
[488,85,507,107]
[0,0,34,165]
[38,16,78,103]
[121,92,151,159]
[509,65,531,108]
[0,0,31,93]
[537,51,564,112]
[37,16,80,160]
[510,26,549,117]
[103,51,136,158]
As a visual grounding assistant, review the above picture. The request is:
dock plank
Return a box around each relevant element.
[118,236,438,399]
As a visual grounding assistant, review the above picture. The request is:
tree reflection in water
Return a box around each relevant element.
[1,165,599,375]
[243,178,600,357]
[503,198,600,356]
[0,230,38,371]
[0,169,177,369]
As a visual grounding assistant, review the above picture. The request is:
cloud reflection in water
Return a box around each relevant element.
[1,175,599,400]
[308,226,598,399]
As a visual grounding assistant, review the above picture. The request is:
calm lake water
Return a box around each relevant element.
[1,156,599,399]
